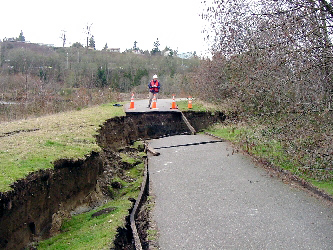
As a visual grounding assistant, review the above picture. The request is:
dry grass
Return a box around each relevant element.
[0,103,125,192]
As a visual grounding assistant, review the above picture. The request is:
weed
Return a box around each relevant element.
[119,153,141,165]
[132,141,145,150]
[147,229,158,242]
[137,152,147,158]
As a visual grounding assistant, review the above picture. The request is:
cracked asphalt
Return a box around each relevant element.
[148,134,333,249]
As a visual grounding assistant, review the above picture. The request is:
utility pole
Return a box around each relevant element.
[84,23,93,48]
[66,52,69,69]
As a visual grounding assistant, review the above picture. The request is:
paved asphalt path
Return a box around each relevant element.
[148,134,333,249]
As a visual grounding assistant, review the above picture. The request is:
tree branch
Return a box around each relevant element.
[318,0,333,18]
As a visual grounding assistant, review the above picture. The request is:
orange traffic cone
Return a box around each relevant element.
[151,94,157,109]
[170,94,177,109]
[129,93,135,109]
[188,96,193,109]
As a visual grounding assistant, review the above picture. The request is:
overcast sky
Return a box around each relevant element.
[1,0,212,56]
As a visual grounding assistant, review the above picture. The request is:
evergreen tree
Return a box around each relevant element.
[71,42,83,48]
[151,38,160,55]
[89,36,96,49]
[17,30,25,42]
[133,41,138,51]
[96,66,107,87]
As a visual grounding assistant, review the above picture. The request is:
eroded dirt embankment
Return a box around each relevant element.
[0,111,225,249]
[96,111,226,150]
[0,153,104,249]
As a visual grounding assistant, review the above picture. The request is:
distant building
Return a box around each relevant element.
[164,50,172,57]
[132,50,143,55]
[107,48,120,53]
[178,52,193,59]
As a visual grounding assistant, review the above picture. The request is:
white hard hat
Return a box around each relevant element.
[153,74,158,79]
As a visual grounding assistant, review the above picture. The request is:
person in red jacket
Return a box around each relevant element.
[148,74,161,108]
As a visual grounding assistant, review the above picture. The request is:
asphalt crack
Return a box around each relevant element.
[153,140,223,150]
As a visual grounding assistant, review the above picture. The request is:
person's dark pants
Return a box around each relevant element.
[148,92,158,107]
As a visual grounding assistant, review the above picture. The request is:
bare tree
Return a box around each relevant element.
[198,0,333,112]
[60,30,66,47]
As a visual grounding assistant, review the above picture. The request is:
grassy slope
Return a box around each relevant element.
[0,103,125,192]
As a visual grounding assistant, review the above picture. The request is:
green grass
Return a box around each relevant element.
[119,153,142,165]
[147,229,158,242]
[205,126,242,141]
[128,162,145,180]
[37,198,131,250]
[177,100,206,111]
[0,103,125,192]
[311,180,333,195]
[177,99,221,112]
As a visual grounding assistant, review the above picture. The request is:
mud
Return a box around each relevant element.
[0,111,225,249]
[112,214,134,250]
[91,207,116,218]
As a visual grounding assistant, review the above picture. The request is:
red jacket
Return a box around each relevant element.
[149,80,160,93]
